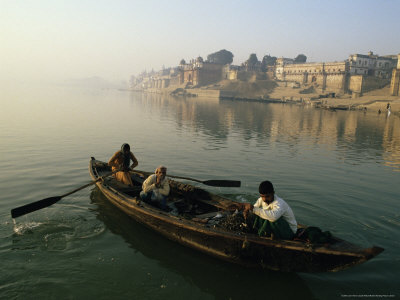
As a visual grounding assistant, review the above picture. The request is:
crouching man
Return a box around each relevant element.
[243,180,297,240]
[140,165,170,210]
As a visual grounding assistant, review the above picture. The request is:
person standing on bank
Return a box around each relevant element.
[387,103,391,116]
[140,165,170,210]
[243,180,297,240]
[108,143,139,186]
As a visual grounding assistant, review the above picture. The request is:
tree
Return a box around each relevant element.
[261,55,277,71]
[206,49,234,65]
[294,54,307,63]
[180,59,186,65]
[247,53,259,66]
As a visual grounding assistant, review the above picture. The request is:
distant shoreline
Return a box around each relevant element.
[132,84,400,117]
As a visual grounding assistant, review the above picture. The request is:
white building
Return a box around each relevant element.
[348,51,396,78]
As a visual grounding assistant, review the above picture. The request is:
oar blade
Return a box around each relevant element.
[11,196,62,218]
[202,180,241,187]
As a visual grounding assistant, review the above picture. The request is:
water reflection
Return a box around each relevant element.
[130,93,400,171]
[89,187,316,300]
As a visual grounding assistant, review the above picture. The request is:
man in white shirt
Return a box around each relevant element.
[243,181,297,240]
[140,165,170,210]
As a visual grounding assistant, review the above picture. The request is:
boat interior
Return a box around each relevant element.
[92,160,255,231]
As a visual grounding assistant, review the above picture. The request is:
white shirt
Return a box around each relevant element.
[253,194,297,233]
[142,174,170,196]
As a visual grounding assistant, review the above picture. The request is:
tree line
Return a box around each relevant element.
[181,49,307,70]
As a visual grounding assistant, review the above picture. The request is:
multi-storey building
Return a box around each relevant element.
[179,57,224,86]
[275,59,349,93]
[348,51,396,78]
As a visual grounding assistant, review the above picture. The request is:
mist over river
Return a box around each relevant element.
[1,85,399,299]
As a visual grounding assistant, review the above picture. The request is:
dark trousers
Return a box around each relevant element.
[140,191,167,209]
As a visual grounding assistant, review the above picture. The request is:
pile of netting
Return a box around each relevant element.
[218,212,255,233]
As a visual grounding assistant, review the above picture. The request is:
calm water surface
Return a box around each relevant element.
[1,85,399,299]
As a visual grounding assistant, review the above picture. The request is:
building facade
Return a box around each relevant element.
[275,60,349,93]
[222,64,239,80]
[180,57,224,87]
[348,51,396,78]
[390,54,400,96]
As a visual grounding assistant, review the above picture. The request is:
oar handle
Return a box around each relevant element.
[132,169,203,183]
[132,170,240,187]
[167,174,203,183]
[11,169,119,218]
[63,168,120,197]
[60,174,107,198]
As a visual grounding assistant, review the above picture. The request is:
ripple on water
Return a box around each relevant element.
[13,221,44,235]
[10,205,106,252]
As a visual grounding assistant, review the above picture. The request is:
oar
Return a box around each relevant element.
[168,174,241,187]
[11,170,117,218]
[133,170,240,187]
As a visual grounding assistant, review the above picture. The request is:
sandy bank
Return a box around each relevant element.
[137,80,400,116]
[217,81,400,116]
[307,86,400,116]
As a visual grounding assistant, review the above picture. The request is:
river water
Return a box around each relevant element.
[0,85,399,299]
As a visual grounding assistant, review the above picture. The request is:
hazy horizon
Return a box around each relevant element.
[1,0,400,86]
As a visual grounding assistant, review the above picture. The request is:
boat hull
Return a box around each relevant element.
[89,158,383,272]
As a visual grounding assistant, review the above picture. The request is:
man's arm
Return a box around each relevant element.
[158,180,170,196]
[108,151,120,167]
[142,175,156,193]
[253,201,284,222]
[130,152,138,169]
[243,198,261,216]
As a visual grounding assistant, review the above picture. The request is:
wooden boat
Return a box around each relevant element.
[89,157,383,273]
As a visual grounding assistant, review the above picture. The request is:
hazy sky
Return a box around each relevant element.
[1,0,400,84]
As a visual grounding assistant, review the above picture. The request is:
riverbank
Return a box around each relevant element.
[267,84,400,115]
[313,94,400,115]
[134,81,400,116]
[218,80,400,115]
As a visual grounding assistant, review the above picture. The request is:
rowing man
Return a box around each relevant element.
[108,143,139,186]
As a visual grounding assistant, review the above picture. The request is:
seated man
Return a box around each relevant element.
[140,165,170,210]
[243,180,297,240]
[108,143,138,186]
